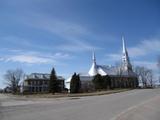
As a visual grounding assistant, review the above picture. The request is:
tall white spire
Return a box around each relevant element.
[92,51,96,64]
[121,36,132,72]
[88,51,97,76]
[122,36,128,63]
[122,36,126,54]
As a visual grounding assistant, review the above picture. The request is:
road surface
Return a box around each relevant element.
[0,89,160,120]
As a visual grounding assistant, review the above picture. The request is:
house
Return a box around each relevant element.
[20,73,65,93]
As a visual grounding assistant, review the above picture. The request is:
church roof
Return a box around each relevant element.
[88,52,97,76]
[65,36,137,87]
[97,65,117,75]
[86,36,136,77]
[87,51,118,76]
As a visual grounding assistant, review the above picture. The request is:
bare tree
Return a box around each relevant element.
[135,66,153,88]
[115,61,123,75]
[145,69,153,87]
[4,69,24,93]
[115,61,124,88]
[135,66,146,87]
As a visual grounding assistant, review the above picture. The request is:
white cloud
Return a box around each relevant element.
[52,52,70,60]
[105,37,160,64]
[133,61,158,70]
[6,55,53,64]
[105,54,121,61]
[53,52,70,59]
[128,39,160,57]
[0,50,71,65]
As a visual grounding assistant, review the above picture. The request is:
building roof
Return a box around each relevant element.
[81,64,136,78]
[88,52,98,76]
[26,73,64,80]
[87,37,136,77]
[97,65,117,75]
[19,73,64,86]
[65,37,137,89]
[27,73,50,79]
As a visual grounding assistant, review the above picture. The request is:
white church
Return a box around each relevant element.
[65,37,138,91]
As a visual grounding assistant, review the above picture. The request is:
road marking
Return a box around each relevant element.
[109,95,159,120]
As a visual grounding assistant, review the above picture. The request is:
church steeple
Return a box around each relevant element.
[122,36,126,54]
[88,51,97,76]
[92,51,96,64]
[121,36,132,72]
[122,36,128,63]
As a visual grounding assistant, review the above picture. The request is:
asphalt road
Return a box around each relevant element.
[0,89,160,120]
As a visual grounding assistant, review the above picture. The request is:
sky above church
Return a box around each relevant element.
[0,0,160,88]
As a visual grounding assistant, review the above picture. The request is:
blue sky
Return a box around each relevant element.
[0,0,160,88]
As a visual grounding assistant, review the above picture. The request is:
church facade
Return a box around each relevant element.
[66,37,138,91]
